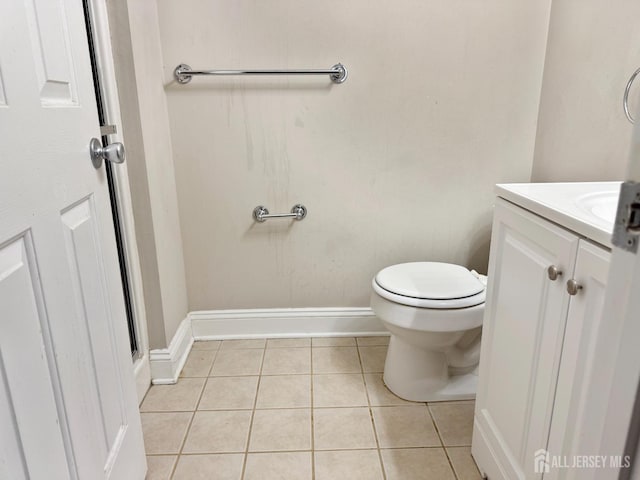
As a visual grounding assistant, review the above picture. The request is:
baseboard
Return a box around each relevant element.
[190,307,386,340]
[149,316,194,385]
[147,309,386,384]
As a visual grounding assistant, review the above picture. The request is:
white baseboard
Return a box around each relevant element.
[147,308,386,385]
[149,316,193,385]
[190,307,386,340]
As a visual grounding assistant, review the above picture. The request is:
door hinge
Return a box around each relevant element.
[612,181,640,254]
[100,124,117,136]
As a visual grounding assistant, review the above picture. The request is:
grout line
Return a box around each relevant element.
[217,347,267,351]
[426,404,459,480]
[178,347,217,380]
[205,347,219,377]
[140,409,207,414]
[186,449,314,455]
[267,345,313,349]
[357,343,387,480]
[365,445,447,451]
[142,403,421,413]
[208,372,313,377]
[265,342,312,349]
[166,445,448,456]
[173,449,315,458]
[217,339,268,350]
[240,345,266,480]
[443,449,460,480]
[190,343,222,352]
[311,344,359,349]
[167,377,208,480]
[356,338,391,348]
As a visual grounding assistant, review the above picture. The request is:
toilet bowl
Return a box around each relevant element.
[370,262,486,402]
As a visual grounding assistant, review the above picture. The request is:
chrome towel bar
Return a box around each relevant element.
[253,204,307,223]
[174,63,348,84]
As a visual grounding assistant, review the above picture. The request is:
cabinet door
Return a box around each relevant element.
[544,240,610,480]
[472,199,579,480]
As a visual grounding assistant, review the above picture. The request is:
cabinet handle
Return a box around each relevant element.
[547,265,563,281]
[566,279,583,296]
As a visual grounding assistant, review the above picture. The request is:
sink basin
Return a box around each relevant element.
[575,190,619,224]
[495,182,622,248]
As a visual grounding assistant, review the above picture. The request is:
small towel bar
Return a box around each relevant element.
[253,204,307,223]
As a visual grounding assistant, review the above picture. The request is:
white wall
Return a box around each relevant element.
[109,0,189,348]
[156,0,551,310]
[531,0,640,182]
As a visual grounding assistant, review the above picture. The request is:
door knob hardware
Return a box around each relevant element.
[90,138,126,169]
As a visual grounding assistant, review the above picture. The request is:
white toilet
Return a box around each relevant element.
[370,262,486,402]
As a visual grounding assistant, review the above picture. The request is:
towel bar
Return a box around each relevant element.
[253,204,307,223]
[174,63,348,84]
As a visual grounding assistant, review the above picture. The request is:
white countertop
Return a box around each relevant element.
[495,182,621,248]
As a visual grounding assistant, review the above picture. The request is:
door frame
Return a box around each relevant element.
[83,0,151,403]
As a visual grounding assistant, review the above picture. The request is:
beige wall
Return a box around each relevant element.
[108,0,189,348]
[156,0,551,311]
[531,0,640,182]
[158,0,549,310]
[107,0,165,349]
[108,0,640,338]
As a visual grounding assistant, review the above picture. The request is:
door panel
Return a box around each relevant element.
[23,0,78,105]
[484,233,550,455]
[0,235,73,480]
[61,197,127,453]
[545,240,611,480]
[0,0,145,477]
[473,199,579,480]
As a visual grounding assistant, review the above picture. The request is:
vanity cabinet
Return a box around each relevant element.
[472,198,611,480]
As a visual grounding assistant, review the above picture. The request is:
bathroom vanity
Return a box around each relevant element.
[472,182,620,479]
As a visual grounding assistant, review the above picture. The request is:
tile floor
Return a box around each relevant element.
[141,336,482,479]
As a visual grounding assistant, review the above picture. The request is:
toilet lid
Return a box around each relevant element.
[374,262,485,308]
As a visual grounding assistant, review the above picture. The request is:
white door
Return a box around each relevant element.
[0,0,146,478]
[473,198,579,480]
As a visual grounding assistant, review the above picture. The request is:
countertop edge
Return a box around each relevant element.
[495,183,616,249]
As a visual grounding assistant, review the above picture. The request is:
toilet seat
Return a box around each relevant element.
[373,262,486,309]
